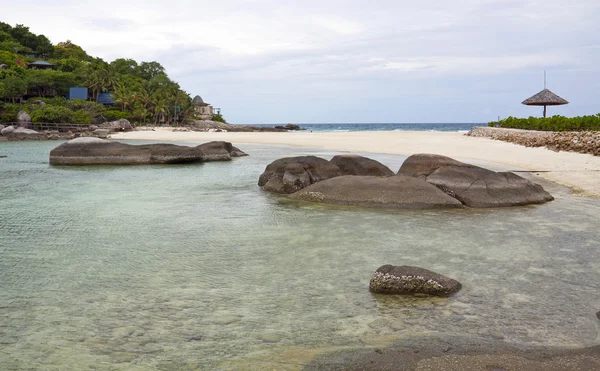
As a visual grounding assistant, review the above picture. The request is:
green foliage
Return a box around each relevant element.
[27,96,68,106]
[53,40,89,60]
[65,99,104,117]
[30,105,73,123]
[211,113,227,123]
[136,61,166,80]
[0,76,27,102]
[103,109,131,121]
[0,103,22,122]
[490,115,600,131]
[72,109,93,125]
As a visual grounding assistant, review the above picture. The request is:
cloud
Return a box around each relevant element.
[1,0,599,123]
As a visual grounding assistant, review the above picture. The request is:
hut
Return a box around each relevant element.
[192,95,214,119]
[522,72,568,118]
[28,60,54,70]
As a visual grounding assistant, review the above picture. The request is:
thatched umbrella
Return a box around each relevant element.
[522,72,568,118]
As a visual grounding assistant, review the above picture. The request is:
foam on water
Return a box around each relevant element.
[0,141,599,370]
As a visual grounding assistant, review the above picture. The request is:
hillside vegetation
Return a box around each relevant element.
[0,22,200,125]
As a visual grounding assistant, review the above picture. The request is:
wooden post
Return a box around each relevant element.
[543,105,547,118]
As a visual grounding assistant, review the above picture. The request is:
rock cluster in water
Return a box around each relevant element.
[258,154,553,209]
[49,137,248,165]
[369,265,462,296]
[0,118,135,142]
[468,126,600,156]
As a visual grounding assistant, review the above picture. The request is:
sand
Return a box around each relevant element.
[112,128,600,197]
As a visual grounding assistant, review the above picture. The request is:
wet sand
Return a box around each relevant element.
[112,128,600,198]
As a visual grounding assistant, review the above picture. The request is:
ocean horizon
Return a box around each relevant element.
[255,123,480,132]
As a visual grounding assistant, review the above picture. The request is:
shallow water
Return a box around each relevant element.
[1,141,599,370]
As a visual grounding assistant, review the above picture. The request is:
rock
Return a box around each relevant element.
[330,155,394,176]
[398,154,554,208]
[369,265,462,296]
[196,141,248,161]
[50,137,204,165]
[93,129,110,139]
[99,119,133,132]
[274,124,303,131]
[1,126,15,136]
[190,120,287,132]
[398,153,471,179]
[230,146,249,157]
[0,124,4,131]
[13,127,39,135]
[258,156,343,194]
[31,100,47,107]
[290,175,463,209]
[16,111,32,126]
[5,127,44,141]
[50,138,247,165]
[596,311,600,320]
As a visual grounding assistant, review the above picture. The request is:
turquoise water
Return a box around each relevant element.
[1,141,599,370]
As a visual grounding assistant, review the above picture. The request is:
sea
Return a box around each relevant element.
[254,122,478,132]
[1,140,599,370]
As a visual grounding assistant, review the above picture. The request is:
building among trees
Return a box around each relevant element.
[192,95,213,119]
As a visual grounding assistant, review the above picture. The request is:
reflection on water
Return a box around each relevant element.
[1,141,599,370]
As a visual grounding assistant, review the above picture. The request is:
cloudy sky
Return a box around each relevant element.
[2,0,599,124]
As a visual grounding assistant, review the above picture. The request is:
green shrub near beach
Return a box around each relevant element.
[490,114,600,131]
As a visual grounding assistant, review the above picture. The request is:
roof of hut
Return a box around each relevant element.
[522,89,568,106]
[29,60,54,66]
[192,95,209,106]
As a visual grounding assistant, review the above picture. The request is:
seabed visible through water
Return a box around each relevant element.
[1,141,599,370]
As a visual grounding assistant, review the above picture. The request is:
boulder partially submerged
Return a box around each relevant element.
[49,137,248,166]
[197,141,248,161]
[330,155,394,176]
[399,154,554,207]
[258,156,342,194]
[369,265,462,296]
[290,175,463,209]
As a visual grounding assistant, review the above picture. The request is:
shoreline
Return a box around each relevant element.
[112,128,600,198]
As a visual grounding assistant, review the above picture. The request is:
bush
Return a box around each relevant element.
[491,114,600,131]
[0,103,22,122]
[211,113,227,123]
[26,96,68,106]
[66,99,105,117]
[72,110,93,125]
[30,105,73,123]
[103,109,131,121]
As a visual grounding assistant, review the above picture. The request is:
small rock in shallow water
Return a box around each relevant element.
[185,336,202,342]
[596,311,600,320]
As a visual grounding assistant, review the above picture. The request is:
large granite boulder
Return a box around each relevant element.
[0,124,5,132]
[1,125,15,136]
[197,141,248,161]
[93,129,109,139]
[99,119,133,132]
[370,265,462,296]
[290,175,463,209]
[398,154,554,208]
[5,127,44,141]
[16,111,32,127]
[330,155,394,176]
[50,138,247,165]
[258,156,343,194]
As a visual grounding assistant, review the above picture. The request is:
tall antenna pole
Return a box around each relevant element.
[544,70,546,89]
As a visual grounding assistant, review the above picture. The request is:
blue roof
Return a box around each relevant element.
[30,60,54,66]
[97,92,115,105]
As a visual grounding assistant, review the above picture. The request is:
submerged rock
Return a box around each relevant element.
[330,155,394,176]
[290,175,463,209]
[596,311,600,320]
[258,156,342,194]
[369,265,462,296]
[398,154,554,208]
[49,137,248,165]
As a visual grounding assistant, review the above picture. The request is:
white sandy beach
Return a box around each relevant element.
[112,128,600,198]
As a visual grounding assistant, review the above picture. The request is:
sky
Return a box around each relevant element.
[2,0,599,124]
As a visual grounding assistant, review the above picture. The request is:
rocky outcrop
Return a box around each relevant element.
[49,138,248,166]
[398,154,554,208]
[258,156,343,194]
[1,125,15,136]
[197,141,248,161]
[274,124,303,131]
[16,111,32,126]
[330,155,394,176]
[290,175,463,209]
[5,127,45,141]
[468,126,600,157]
[190,120,288,132]
[93,129,109,139]
[369,265,462,296]
[99,119,133,132]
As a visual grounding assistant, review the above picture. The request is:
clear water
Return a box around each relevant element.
[1,141,599,370]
